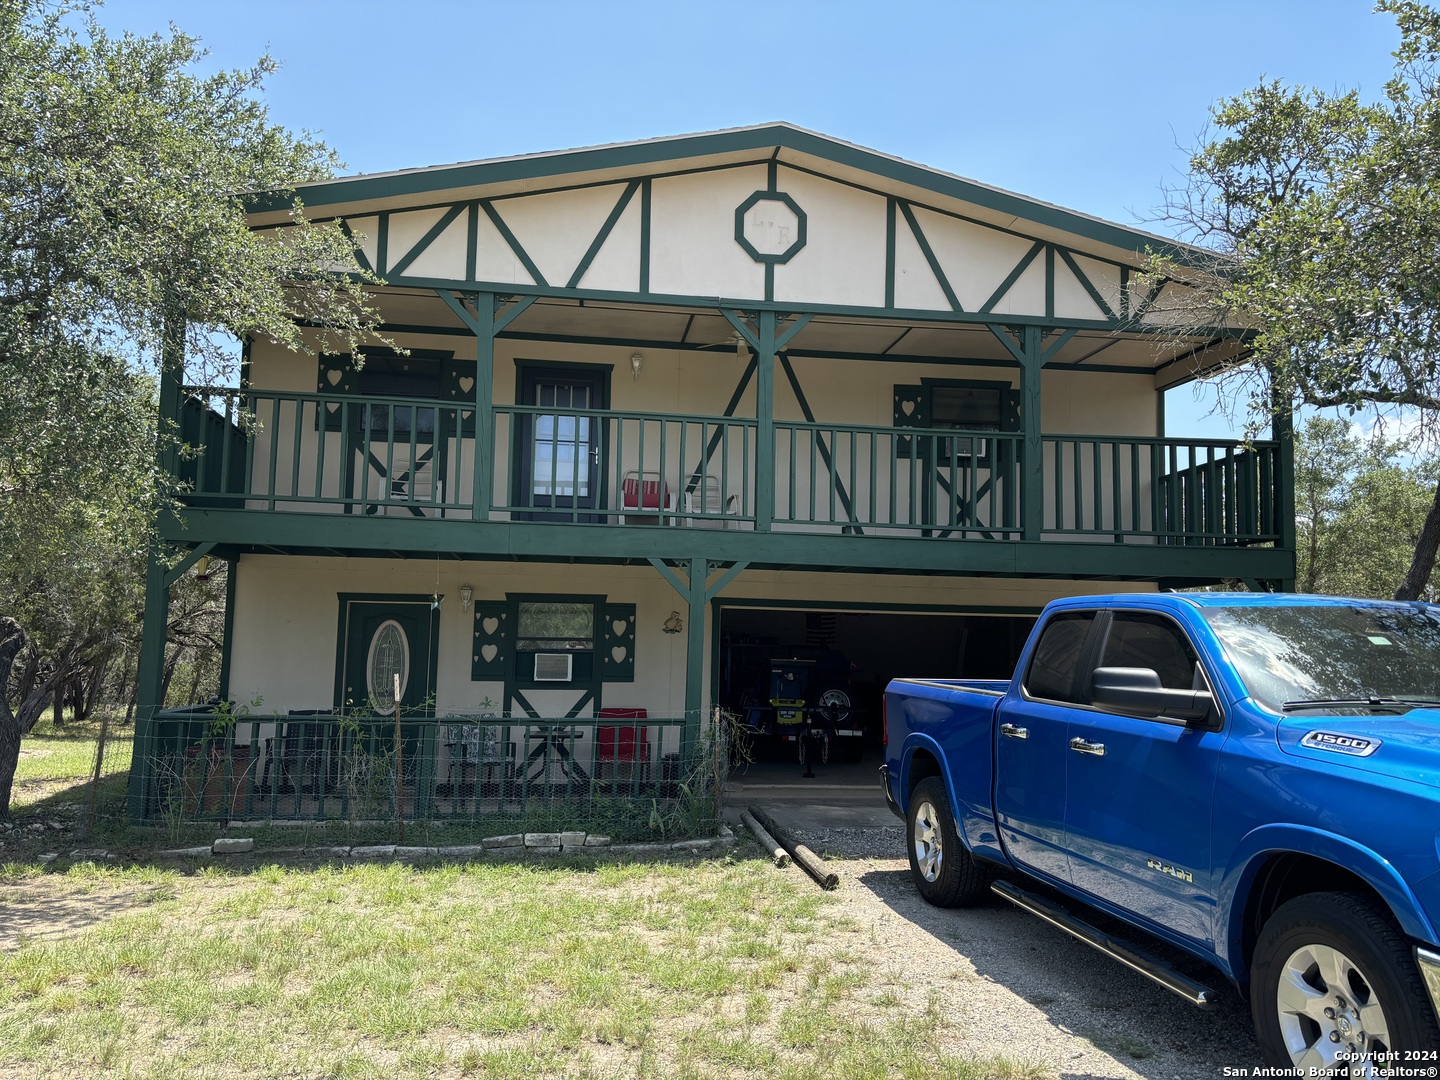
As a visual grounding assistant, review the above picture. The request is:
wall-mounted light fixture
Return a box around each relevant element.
[662,611,683,635]
[194,555,214,581]
[630,353,643,380]
[733,334,748,362]
[460,584,473,611]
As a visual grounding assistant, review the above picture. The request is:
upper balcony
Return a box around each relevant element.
[174,385,1287,582]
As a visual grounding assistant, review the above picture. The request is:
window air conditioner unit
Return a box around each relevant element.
[534,653,573,682]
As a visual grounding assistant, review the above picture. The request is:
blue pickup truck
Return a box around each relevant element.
[883,592,1440,1072]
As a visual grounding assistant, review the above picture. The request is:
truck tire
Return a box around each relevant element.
[906,776,987,908]
[1251,891,1440,1071]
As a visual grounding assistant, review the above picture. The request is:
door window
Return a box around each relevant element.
[366,619,410,712]
[1098,612,1203,692]
[1022,611,1096,703]
[531,380,592,499]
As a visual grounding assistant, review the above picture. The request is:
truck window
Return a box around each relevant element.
[1023,612,1096,703]
[1099,612,1203,691]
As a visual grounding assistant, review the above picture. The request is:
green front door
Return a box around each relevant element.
[337,598,438,715]
[336,596,440,812]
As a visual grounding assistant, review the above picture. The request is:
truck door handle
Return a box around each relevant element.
[1069,736,1106,756]
[999,723,1028,740]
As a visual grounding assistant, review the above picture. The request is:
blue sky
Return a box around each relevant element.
[99,0,1405,436]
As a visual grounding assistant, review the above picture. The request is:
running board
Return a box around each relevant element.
[990,880,1217,1009]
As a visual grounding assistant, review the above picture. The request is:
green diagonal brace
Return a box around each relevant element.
[163,541,216,589]
[704,561,748,602]
[778,354,861,532]
[388,203,467,278]
[684,355,757,497]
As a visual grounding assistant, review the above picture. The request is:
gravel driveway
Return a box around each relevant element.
[785,822,1261,1079]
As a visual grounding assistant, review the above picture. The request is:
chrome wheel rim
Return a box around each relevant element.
[912,799,942,882]
[1276,942,1391,1076]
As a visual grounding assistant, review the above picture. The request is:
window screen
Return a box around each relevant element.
[1023,612,1096,703]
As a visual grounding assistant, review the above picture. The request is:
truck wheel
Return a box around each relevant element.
[906,776,987,908]
[1251,891,1440,1071]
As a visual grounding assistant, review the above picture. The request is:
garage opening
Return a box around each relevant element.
[717,606,1037,776]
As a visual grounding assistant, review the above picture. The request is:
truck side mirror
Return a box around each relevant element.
[1090,666,1215,724]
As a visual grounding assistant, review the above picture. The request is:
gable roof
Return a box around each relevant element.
[249,122,1199,268]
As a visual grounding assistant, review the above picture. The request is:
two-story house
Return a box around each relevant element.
[126,124,1292,823]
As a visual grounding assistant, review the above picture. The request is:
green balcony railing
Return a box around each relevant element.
[175,387,1282,546]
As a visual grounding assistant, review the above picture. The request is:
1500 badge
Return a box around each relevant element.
[1301,730,1381,757]
[1146,859,1193,883]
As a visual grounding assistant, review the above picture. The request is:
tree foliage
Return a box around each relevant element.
[0,0,380,813]
[1294,418,1440,600]
[1153,1,1440,599]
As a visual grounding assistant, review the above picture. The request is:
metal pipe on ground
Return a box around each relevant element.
[748,804,839,890]
[739,808,790,867]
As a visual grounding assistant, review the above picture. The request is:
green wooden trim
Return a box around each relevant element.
[564,688,596,719]
[566,181,639,289]
[899,201,961,312]
[1056,247,1117,320]
[218,556,238,700]
[779,354,860,529]
[734,190,808,265]
[773,312,814,352]
[755,311,776,531]
[719,309,760,352]
[376,212,390,277]
[704,561,748,603]
[436,289,480,334]
[509,688,540,719]
[338,219,374,275]
[167,506,1297,582]
[684,556,705,743]
[1020,325,1044,542]
[980,242,1044,315]
[1040,327,1080,364]
[1120,266,1130,320]
[599,603,636,681]
[1131,277,1168,320]
[1157,390,1166,438]
[647,557,690,599]
[639,179,652,294]
[164,541,216,588]
[465,202,478,282]
[388,202,467,279]
[481,201,548,287]
[250,124,1200,266]
[470,600,510,680]
[684,354,757,496]
[493,294,538,334]
[1044,245,1055,319]
[884,198,897,310]
[988,324,1026,366]
[338,268,1240,337]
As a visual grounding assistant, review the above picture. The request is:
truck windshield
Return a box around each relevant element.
[1201,603,1440,714]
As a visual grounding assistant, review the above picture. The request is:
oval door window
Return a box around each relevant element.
[366,620,410,712]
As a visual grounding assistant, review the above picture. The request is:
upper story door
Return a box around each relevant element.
[514,363,609,523]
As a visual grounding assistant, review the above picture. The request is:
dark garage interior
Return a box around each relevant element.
[717,605,1037,776]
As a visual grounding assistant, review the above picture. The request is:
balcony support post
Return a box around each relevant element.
[472,291,497,520]
[755,310,776,531]
[1271,380,1296,591]
[1019,324,1044,541]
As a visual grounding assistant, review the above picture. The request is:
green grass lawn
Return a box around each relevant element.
[0,855,1050,1080]
[10,714,131,813]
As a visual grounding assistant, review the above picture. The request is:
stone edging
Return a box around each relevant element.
[38,826,736,865]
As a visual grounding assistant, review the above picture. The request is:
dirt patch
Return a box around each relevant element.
[0,879,173,951]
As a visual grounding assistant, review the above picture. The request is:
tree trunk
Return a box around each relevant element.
[0,616,77,817]
[1396,478,1440,601]
[53,678,64,729]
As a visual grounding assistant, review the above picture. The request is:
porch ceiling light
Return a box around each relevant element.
[630,353,643,380]
[460,584,473,610]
